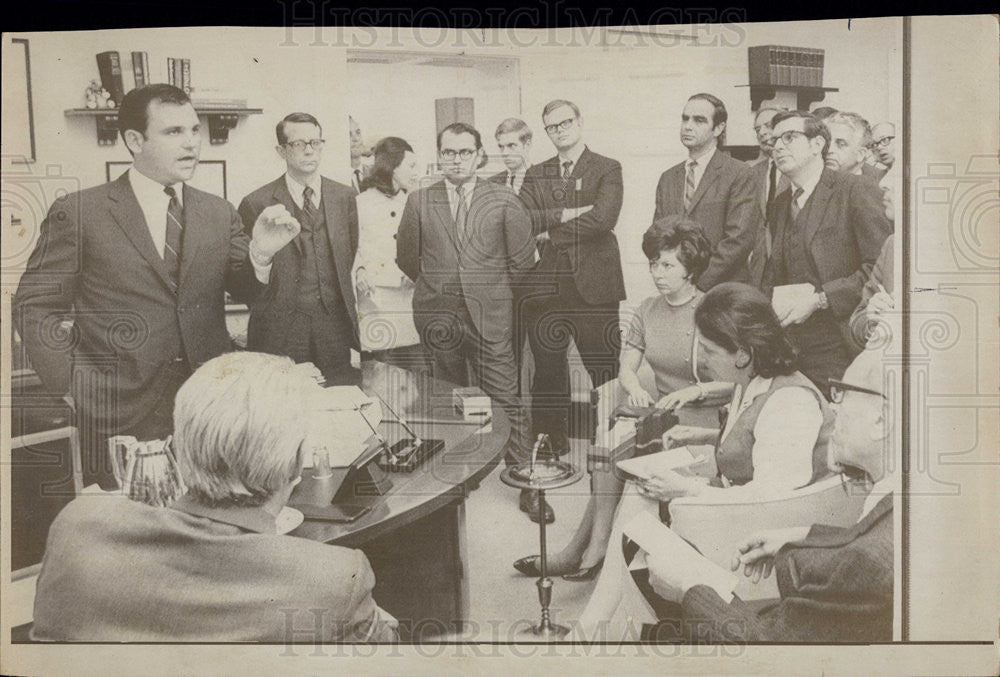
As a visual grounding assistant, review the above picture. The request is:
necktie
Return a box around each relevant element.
[766,161,778,227]
[353,169,362,191]
[790,186,805,223]
[163,186,184,290]
[301,186,318,229]
[508,172,515,189]
[454,184,468,240]
[683,159,698,212]
[562,160,573,180]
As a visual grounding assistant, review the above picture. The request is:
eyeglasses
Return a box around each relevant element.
[871,135,895,148]
[771,130,810,147]
[544,118,576,135]
[828,379,886,404]
[439,148,477,161]
[284,139,326,151]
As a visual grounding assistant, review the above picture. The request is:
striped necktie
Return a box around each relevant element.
[683,159,698,212]
[163,185,184,290]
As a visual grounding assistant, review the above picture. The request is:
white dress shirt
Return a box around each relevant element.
[285,173,322,211]
[717,376,823,497]
[504,165,529,194]
[790,160,824,211]
[444,176,477,218]
[859,477,894,521]
[686,145,717,194]
[557,143,587,176]
[128,167,180,258]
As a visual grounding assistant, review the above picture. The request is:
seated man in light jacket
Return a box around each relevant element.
[31,352,397,642]
[642,348,893,642]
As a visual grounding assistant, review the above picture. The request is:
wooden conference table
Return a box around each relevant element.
[289,361,510,642]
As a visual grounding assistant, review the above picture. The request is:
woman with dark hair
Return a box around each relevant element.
[574,282,834,633]
[354,137,428,369]
[513,217,728,582]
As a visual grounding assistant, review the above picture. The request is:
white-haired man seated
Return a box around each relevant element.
[31,352,397,642]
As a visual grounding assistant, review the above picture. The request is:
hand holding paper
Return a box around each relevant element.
[624,511,738,603]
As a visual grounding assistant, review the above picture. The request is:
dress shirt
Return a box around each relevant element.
[859,477,894,521]
[686,145,717,194]
[557,143,587,175]
[285,173,322,210]
[444,176,477,217]
[789,160,824,213]
[128,167,180,258]
[505,165,529,194]
[717,376,823,496]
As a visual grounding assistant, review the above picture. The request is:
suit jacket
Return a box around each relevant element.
[396,178,535,343]
[487,168,532,197]
[861,162,885,183]
[237,176,359,352]
[680,494,893,642]
[31,495,394,642]
[13,173,259,434]
[519,147,626,305]
[751,168,892,325]
[749,156,791,224]
[847,234,894,354]
[653,149,761,289]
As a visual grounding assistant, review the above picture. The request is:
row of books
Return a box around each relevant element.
[747,45,825,88]
[95,51,194,106]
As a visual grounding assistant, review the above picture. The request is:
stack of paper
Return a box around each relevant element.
[615,446,698,480]
[771,283,815,319]
[623,511,738,601]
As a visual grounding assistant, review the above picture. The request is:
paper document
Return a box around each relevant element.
[303,396,385,468]
[616,446,698,480]
[320,385,378,411]
[771,283,815,317]
[623,510,738,601]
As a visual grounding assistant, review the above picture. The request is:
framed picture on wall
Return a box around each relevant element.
[105,160,228,199]
[3,38,36,163]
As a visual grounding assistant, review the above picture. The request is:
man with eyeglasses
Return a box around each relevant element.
[397,122,537,516]
[653,93,761,290]
[752,110,891,399]
[518,100,626,486]
[643,348,893,642]
[238,112,360,384]
[748,107,791,225]
[868,121,896,177]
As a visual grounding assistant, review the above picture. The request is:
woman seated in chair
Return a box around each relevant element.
[513,217,728,581]
[575,282,834,630]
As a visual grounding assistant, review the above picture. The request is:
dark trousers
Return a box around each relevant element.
[362,343,433,377]
[523,274,620,448]
[283,308,357,385]
[421,302,530,467]
[786,312,851,400]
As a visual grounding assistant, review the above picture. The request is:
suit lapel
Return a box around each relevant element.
[177,185,212,291]
[802,169,836,248]
[271,178,303,255]
[687,150,724,214]
[320,178,354,280]
[460,179,489,250]
[107,174,175,293]
[429,180,460,254]
[803,493,893,549]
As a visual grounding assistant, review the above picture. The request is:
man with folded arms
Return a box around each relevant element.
[643,348,893,642]
[31,352,396,642]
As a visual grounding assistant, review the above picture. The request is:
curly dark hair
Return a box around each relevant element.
[641,216,713,284]
[695,282,798,378]
[361,136,413,196]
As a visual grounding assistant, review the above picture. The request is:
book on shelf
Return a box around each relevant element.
[96,51,126,107]
[181,58,191,93]
[131,51,149,89]
[747,45,826,88]
[167,57,175,86]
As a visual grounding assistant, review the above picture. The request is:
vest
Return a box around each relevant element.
[295,199,345,317]
[714,372,834,488]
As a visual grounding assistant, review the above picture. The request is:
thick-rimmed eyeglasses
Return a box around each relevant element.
[771,130,810,147]
[828,378,886,404]
[439,148,477,161]
[284,139,326,151]
[544,118,576,135]
[871,135,895,148]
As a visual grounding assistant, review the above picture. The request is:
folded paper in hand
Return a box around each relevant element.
[771,283,814,317]
[623,510,738,602]
[615,446,697,480]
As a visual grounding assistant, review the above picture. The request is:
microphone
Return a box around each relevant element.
[376,394,422,447]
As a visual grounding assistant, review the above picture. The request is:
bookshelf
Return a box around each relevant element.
[64,106,264,146]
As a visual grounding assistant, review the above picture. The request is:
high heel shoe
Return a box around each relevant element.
[562,557,604,582]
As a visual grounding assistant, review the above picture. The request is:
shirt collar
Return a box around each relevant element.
[738,375,773,409]
[170,493,278,534]
[558,143,586,168]
[445,176,477,196]
[285,172,322,208]
[791,160,824,204]
[859,477,894,522]
[688,144,716,167]
[129,166,182,206]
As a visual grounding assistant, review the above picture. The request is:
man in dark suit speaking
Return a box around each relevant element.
[519,100,626,479]
[13,84,299,488]
[397,122,536,513]
[653,93,760,290]
[238,112,360,384]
